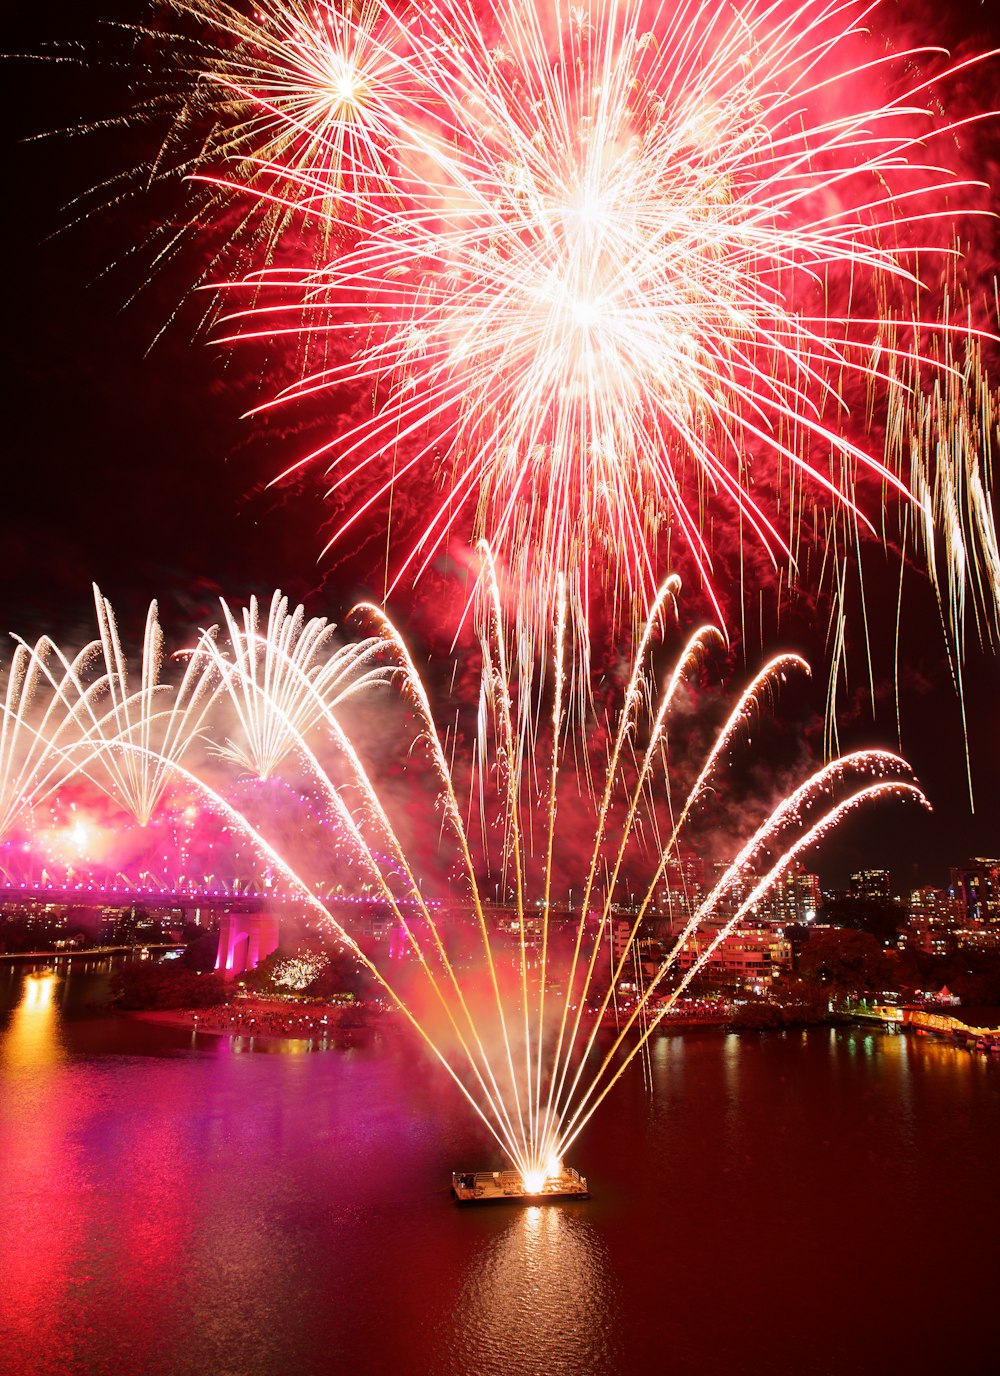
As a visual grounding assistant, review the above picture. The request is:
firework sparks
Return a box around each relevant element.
[188,0,997,647]
[162,0,443,256]
[67,0,446,296]
[203,588,391,779]
[155,562,928,1181]
[887,268,1000,655]
[0,634,105,841]
[79,585,221,825]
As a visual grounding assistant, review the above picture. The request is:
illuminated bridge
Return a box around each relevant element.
[0,871,448,919]
[1,878,285,908]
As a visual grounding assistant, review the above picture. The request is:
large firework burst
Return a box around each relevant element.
[195,0,995,641]
[49,0,999,676]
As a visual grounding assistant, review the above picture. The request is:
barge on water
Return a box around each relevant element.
[452,1166,589,1205]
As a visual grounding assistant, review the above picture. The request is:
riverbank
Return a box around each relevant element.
[124,998,376,1038]
[0,944,183,962]
[124,998,831,1041]
[125,997,1000,1054]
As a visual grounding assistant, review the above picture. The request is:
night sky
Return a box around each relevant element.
[2,0,998,890]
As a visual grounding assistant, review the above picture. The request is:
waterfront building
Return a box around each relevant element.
[754,863,822,925]
[669,924,792,991]
[657,854,710,933]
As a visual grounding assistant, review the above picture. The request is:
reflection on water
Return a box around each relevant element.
[447,1205,619,1375]
[230,1033,352,1055]
[0,968,80,1370]
[0,963,997,1376]
[1,970,64,1070]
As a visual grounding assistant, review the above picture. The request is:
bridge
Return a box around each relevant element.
[0,879,267,908]
[0,876,394,909]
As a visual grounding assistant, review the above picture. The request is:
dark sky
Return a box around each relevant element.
[2,0,998,890]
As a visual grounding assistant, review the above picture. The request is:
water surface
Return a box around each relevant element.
[1,958,996,1376]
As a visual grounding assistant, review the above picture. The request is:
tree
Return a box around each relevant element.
[179,929,220,972]
[241,948,286,994]
[305,948,373,1001]
[798,928,890,997]
[112,961,230,1010]
[820,893,904,944]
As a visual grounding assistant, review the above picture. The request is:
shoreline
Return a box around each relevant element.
[123,998,378,1039]
[113,1001,999,1049]
[121,1000,828,1041]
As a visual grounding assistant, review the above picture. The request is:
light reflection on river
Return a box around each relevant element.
[0,958,996,1376]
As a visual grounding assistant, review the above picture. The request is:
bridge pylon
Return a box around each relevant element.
[215,908,279,977]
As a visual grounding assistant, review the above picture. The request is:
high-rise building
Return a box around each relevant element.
[850,869,892,900]
[950,858,1000,925]
[754,863,822,925]
[906,886,962,955]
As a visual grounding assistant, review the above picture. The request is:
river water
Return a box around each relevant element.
[0,956,997,1376]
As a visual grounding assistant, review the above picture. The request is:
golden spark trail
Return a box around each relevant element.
[352,596,538,1163]
[549,650,813,1129]
[553,778,929,1160]
[0,574,933,1180]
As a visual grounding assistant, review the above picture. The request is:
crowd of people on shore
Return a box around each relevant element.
[163,1000,370,1040]
[158,993,737,1040]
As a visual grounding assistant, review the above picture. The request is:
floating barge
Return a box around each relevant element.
[452,1166,589,1206]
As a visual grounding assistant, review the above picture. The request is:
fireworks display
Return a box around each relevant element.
[0,570,927,1178]
[84,585,221,824]
[200,588,389,779]
[3,0,998,1193]
[88,0,998,656]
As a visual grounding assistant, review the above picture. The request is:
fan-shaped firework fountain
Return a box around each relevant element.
[127,561,923,1181]
[0,633,105,842]
[80,585,221,825]
[201,588,390,779]
[0,571,931,1176]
